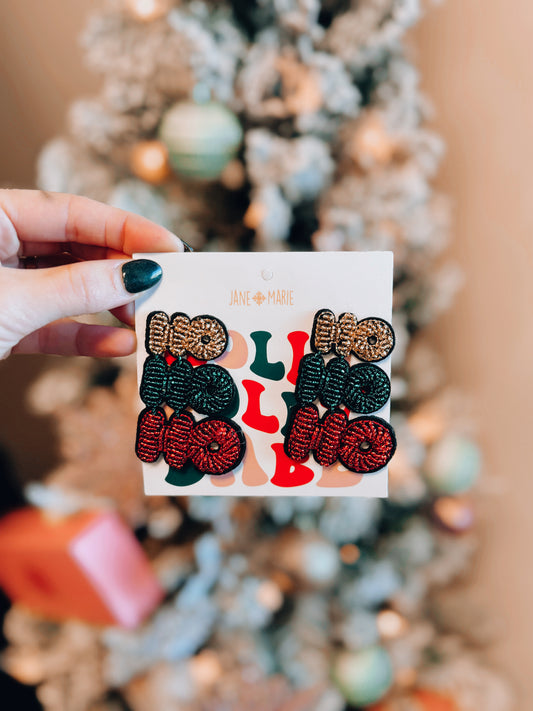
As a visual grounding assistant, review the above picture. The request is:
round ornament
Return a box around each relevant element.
[432,496,474,533]
[220,160,246,190]
[350,112,395,169]
[159,101,243,180]
[332,646,393,707]
[130,140,170,184]
[424,433,481,495]
[339,543,361,565]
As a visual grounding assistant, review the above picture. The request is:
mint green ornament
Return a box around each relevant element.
[332,646,393,707]
[424,433,481,495]
[158,101,242,180]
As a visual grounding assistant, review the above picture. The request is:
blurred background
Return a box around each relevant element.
[0,1,531,710]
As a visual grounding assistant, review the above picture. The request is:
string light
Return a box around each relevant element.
[256,579,283,611]
[376,609,408,639]
[2,651,45,686]
[339,543,361,565]
[220,160,246,191]
[130,141,170,184]
[350,112,395,169]
[244,202,267,230]
[189,650,223,688]
[126,0,172,21]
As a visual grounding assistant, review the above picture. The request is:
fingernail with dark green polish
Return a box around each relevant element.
[121,259,162,293]
[180,238,194,252]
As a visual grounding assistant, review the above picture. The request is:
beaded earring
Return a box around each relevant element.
[284,309,396,474]
[135,311,245,477]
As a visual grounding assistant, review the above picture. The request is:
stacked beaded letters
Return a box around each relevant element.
[135,312,246,476]
[285,309,397,474]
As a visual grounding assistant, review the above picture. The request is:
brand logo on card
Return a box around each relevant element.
[229,289,294,306]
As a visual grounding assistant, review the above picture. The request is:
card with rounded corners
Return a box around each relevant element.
[134,251,394,497]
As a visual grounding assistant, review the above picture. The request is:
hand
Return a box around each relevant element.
[0,189,185,359]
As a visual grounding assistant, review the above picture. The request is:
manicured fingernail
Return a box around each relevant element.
[180,238,194,252]
[121,259,162,293]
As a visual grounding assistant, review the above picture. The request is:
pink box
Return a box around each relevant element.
[0,508,164,628]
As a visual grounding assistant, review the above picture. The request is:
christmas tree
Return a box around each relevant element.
[0,1,514,709]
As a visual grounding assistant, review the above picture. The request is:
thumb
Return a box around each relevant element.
[0,258,161,350]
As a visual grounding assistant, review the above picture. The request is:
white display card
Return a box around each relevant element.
[134,251,394,497]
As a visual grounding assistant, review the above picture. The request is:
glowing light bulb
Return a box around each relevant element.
[189,650,222,687]
[130,141,170,184]
[350,112,395,169]
[127,0,170,22]
[339,543,361,565]
[377,609,408,639]
[256,579,283,611]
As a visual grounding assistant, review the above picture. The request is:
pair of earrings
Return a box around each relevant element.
[285,309,396,475]
[136,312,245,476]
[135,308,396,480]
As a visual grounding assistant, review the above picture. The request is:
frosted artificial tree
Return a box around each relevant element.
[0,1,513,710]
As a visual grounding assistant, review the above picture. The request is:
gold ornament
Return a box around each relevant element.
[243,202,267,230]
[125,0,173,21]
[432,496,474,533]
[339,543,361,565]
[130,141,170,184]
[220,160,246,190]
[350,112,395,169]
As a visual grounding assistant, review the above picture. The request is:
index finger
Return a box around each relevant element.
[0,189,184,257]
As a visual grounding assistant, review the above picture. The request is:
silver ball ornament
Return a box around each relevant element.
[159,101,243,180]
[332,646,393,707]
[424,433,481,495]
